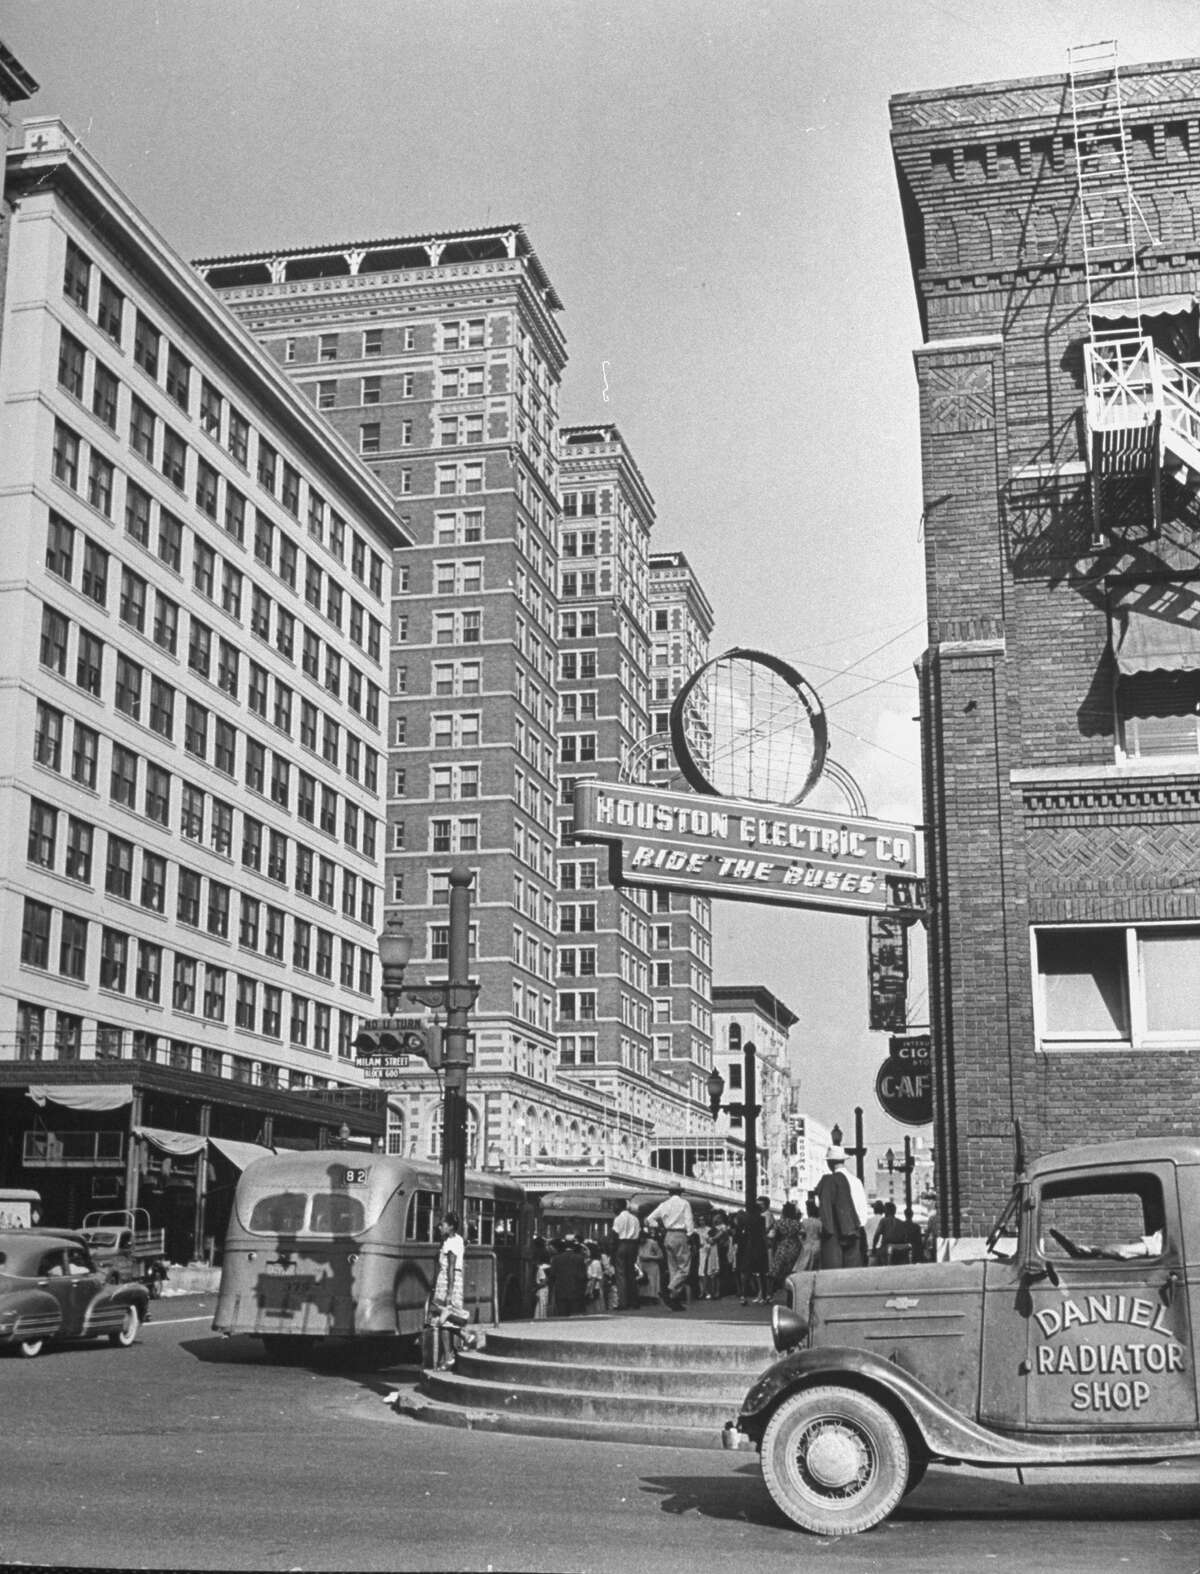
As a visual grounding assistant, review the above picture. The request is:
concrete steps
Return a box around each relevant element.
[391,1315,774,1450]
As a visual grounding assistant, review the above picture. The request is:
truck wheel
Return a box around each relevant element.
[760,1386,908,1536]
[108,1306,141,1348]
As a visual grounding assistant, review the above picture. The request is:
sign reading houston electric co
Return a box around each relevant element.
[571,782,920,915]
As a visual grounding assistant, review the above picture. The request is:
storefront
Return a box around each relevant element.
[0,1062,386,1262]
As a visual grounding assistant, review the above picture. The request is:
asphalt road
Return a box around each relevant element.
[1,1294,1198,1573]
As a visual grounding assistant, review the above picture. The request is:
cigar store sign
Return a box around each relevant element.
[571,782,921,915]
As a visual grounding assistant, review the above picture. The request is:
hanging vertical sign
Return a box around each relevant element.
[868,915,909,1032]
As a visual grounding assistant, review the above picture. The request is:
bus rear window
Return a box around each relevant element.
[244,1189,368,1236]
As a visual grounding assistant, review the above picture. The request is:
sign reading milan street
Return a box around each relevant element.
[571,782,922,915]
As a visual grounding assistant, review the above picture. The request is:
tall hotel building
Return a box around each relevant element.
[0,112,407,1250]
[198,226,633,1172]
[647,553,715,1101]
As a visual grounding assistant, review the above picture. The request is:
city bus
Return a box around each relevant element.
[212,1151,534,1361]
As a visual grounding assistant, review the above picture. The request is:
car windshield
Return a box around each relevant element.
[84,1229,121,1247]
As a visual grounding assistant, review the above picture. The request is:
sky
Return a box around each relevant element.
[4,0,1196,1160]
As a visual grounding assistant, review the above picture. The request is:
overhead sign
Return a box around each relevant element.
[875,1034,933,1125]
[868,915,910,1031]
[571,782,921,915]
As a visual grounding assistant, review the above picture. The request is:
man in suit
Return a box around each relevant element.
[816,1144,869,1268]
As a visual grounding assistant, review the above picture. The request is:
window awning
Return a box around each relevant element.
[1111,593,1200,675]
[133,1125,207,1157]
[208,1136,275,1171]
[27,1084,134,1112]
[1091,294,1196,321]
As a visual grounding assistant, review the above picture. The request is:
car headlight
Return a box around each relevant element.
[771,1303,809,1353]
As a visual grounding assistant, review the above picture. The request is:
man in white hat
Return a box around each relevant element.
[645,1179,694,1310]
[815,1144,870,1268]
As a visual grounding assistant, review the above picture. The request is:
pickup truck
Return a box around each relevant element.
[735,1137,1200,1535]
[77,1210,168,1297]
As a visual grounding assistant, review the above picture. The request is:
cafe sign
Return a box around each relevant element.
[571,782,921,916]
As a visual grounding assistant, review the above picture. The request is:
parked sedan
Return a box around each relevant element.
[0,1231,150,1358]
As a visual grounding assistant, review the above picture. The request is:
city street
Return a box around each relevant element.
[2,1294,1198,1573]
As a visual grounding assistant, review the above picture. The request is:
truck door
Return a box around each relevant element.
[1024,1164,1195,1432]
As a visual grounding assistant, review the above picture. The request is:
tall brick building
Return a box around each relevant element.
[892,51,1200,1233]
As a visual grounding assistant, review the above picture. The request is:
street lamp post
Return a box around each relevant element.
[705,1026,759,1216]
[885,1138,915,1216]
[374,863,479,1226]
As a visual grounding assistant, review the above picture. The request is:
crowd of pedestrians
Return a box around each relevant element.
[523,1146,935,1321]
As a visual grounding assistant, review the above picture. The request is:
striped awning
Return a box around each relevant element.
[1092,294,1196,320]
[1112,588,1200,674]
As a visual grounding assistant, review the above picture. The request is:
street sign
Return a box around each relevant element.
[356,1054,411,1074]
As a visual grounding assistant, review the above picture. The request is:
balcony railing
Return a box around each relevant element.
[23,1129,125,1167]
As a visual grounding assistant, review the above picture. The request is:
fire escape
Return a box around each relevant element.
[1070,41,1200,543]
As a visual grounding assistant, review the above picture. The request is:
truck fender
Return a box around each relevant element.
[737,1346,1045,1466]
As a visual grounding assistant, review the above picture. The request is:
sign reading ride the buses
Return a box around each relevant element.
[571,782,921,915]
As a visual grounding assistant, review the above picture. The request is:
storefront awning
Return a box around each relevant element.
[208,1136,275,1170]
[1112,595,1200,675]
[132,1125,208,1157]
[27,1084,134,1112]
[1092,294,1196,320]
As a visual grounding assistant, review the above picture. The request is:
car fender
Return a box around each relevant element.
[735,1345,1158,1468]
[0,1288,65,1344]
[80,1280,151,1336]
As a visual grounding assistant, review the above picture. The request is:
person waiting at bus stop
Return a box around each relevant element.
[645,1180,694,1310]
[816,1144,869,1268]
[611,1198,642,1309]
[431,1211,469,1370]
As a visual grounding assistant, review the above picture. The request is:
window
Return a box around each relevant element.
[1034,922,1200,1050]
[318,334,338,363]
[114,655,143,720]
[241,816,263,872]
[177,867,202,927]
[105,836,134,900]
[359,423,380,455]
[52,421,80,489]
[97,277,123,343]
[59,912,88,979]
[58,329,86,398]
[141,852,166,913]
[217,639,239,698]
[101,928,128,992]
[316,380,336,410]
[210,798,234,856]
[249,663,268,717]
[236,976,257,1030]
[125,481,152,547]
[119,568,147,632]
[265,908,285,961]
[262,985,282,1038]
[153,593,179,655]
[134,312,160,376]
[46,513,75,581]
[27,800,57,869]
[92,361,119,429]
[196,459,219,519]
[362,376,381,405]
[180,782,204,843]
[281,462,300,517]
[363,328,382,357]
[129,397,156,463]
[86,453,114,517]
[166,345,191,410]
[173,955,197,1013]
[270,754,290,808]
[145,761,169,826]
[1118,670,1200,760]
[227,407,249,465]
[203,965,226,1022]
[188,617,212,679]
[148,678,174,740]
[21,899,52,968]
[184,699,209,760]
[207,881,230,938]
[201,378,223,439]
[161,426,187,489]
[75,631,103,697]
[214,718,237,775]
[64,239,91,310]
[158,509,183,571]
[257,439,278,493]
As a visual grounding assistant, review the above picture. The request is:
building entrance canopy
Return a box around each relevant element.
[27,1084,134,1111]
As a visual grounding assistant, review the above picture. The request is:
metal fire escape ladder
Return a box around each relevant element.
[1069,42,1164,542]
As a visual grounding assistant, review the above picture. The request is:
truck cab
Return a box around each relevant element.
[736,1138,1199,1536]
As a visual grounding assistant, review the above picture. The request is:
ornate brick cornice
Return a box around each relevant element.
[1018,767,1200,823]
